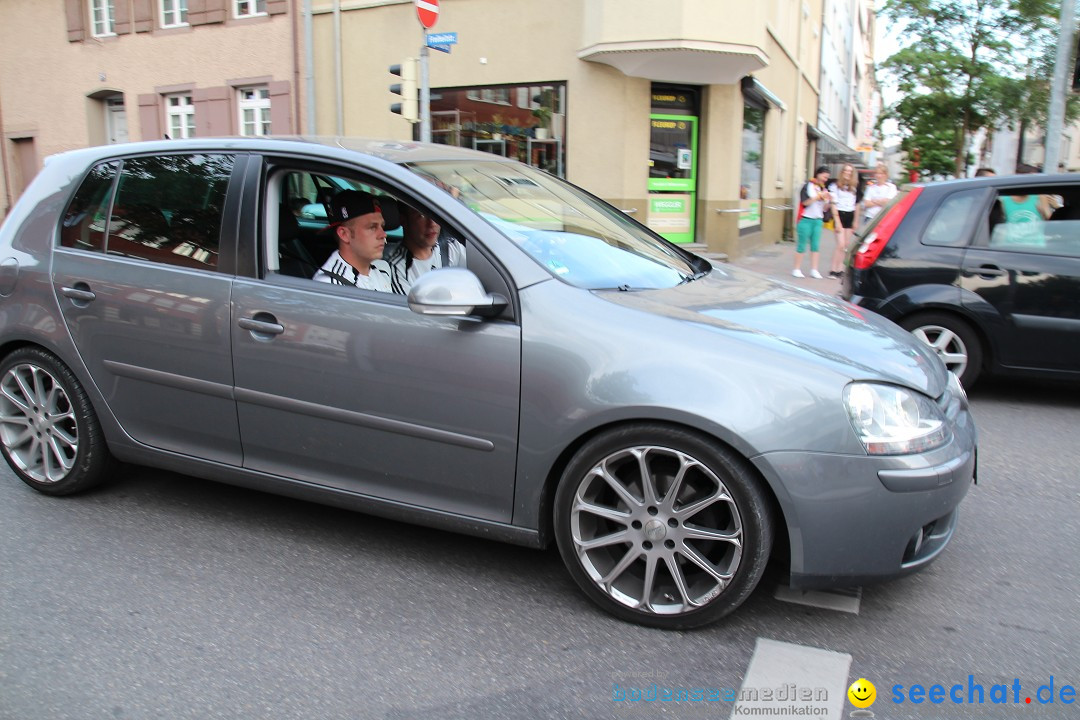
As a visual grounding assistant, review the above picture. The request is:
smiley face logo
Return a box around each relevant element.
[848,678,876,708]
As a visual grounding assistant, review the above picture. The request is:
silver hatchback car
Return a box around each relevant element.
[0,138,976,628]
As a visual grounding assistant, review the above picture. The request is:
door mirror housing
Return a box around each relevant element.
[407,268,507,317]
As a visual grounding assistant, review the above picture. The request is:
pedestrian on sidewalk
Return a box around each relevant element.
[827,163,861,278]
[862,164,897,225]
[792,166,831,279]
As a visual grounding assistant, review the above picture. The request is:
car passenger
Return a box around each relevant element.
[384,204,466,295]
[314,190,392,291]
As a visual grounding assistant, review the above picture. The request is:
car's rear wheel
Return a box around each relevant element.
[901,312,983,388]
[0,348,113,495]
[554,424,774,629]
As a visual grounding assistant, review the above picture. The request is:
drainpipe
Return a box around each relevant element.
[333,0,343,135]
[303,0,316,134]
[0,91,11,219]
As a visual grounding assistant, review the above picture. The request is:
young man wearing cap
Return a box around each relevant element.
[315,190,393,292]
[384,204,466,295]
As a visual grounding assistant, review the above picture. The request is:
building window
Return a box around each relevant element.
[91,0,116,37]
[739,101,766,233]
[161,0,188,27]
[166,94,195,139]
[431,83,566,176]
[235,0,266,18]
[238,86,271,136]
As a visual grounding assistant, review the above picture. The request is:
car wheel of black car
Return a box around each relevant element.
[900,312,983,388]
[554,424,774,629]
[0,348,113,495]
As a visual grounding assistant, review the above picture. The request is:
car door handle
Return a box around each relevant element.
[61,286,97,302]
[60,284,96,304]
[963,265,1007,278]
[238,317,285,335]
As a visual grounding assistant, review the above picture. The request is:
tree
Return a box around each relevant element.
[880,0,1060,177]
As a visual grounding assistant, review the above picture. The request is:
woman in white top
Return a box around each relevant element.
[827,164,861,278]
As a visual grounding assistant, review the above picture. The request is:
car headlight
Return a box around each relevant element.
[844,382,951,455]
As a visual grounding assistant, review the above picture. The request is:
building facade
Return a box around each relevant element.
[0,0,299,219]
[0,0,887,259]
[309,0,831,257]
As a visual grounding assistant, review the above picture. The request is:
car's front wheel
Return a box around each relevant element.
[0,348,113,495]
[554,424,774,629]
[901,312,983,388]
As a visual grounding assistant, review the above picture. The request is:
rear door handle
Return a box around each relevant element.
[238,316,285,336]
[963,265,1007,278]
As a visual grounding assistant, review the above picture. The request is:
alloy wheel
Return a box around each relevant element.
[0,362,79,484]
[911,324,969,379]
[568,445,744,615]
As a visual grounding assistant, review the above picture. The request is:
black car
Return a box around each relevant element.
[842,173,1080,387]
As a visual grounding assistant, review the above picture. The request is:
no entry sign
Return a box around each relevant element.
[415,0,439,29]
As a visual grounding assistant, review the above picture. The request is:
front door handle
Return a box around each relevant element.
[61,286,97,302]
[963,265,1007,278]
[238,316,285,336]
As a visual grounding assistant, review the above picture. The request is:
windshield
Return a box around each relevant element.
[406,160,702,290]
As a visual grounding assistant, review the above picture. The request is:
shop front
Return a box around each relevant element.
[647,86,698,244]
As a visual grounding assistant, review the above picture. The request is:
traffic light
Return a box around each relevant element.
[389,58,418,124]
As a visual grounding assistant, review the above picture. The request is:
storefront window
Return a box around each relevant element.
[430,83,566,177]
[739,102,765,232]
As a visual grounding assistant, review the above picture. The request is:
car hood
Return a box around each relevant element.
[595,264,947,397]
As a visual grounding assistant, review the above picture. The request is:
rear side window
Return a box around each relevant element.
[60,161,119,251]
[107,154,235,270]
[922,189,983,247]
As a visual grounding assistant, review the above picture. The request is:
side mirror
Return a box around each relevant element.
[407,268,507,317]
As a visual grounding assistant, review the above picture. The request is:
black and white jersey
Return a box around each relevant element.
[384,237,466,295]
[314,250,392,292]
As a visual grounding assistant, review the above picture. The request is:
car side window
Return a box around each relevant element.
[268,167,405,282]
[988,186,1077,256]
[922,189,982,247]
[60,161,120,252]
[106,154,235,270]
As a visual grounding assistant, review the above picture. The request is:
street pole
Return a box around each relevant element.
[419,32,431,143]
[1044,0,1077,174]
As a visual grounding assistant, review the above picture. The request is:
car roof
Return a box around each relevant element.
[45,136,508,169]
[906,172,1080,192]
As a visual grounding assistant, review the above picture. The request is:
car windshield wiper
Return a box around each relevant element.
[678,269,709,285]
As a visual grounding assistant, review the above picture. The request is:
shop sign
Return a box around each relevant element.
[647,194,692,233]
[738,200,761,229]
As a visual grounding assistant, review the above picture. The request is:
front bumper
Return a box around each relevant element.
[751,406,977,589]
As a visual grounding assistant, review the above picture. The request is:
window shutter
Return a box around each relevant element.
[138,94,163,140]
[65,0,85,42]
[115,0,132,34]
[268,81,293,133]
[132,0,153,32]
[267,0,288,15]
[189,0,225,26]
[204,0,227,24]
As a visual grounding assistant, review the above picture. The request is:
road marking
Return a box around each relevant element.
[730,638,852,720]
[774,584,862,614]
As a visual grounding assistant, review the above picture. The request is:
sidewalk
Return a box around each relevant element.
[717,232,847,295]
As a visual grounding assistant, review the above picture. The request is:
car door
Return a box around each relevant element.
[229,159,521,522]
[52,152,245,465]
[961,182,1080,372]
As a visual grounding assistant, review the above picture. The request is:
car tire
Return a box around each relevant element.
[0,347,114,496]
[900,312,983,388]
[553,424,774,629]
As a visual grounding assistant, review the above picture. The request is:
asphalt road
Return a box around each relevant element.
[2,377,1078,720]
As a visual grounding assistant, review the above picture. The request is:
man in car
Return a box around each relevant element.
[314,190,393,292]
[384,203,466,295]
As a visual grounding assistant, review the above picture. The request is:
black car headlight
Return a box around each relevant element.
[844,382,951,455]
